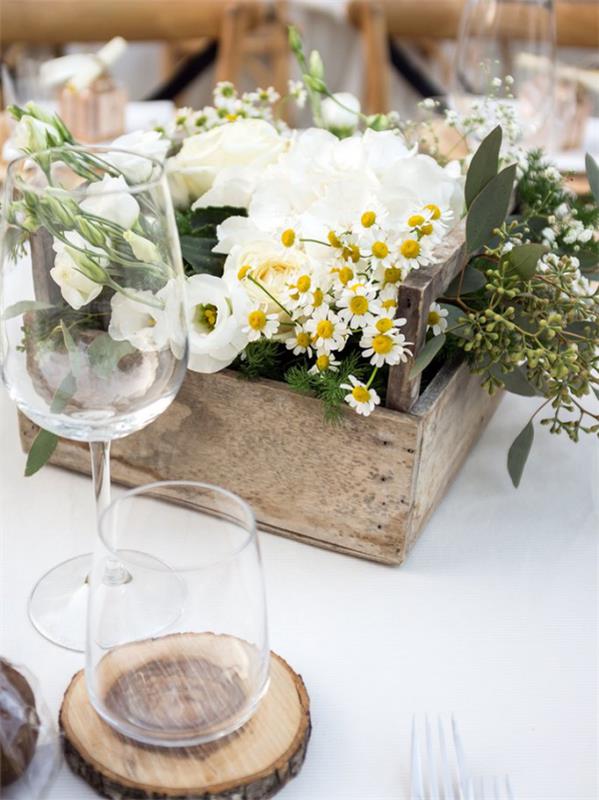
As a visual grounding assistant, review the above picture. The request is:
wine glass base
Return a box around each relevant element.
[28,553,185,652]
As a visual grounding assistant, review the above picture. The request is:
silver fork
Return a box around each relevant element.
[410,714,470,799]
[471,776,515,800]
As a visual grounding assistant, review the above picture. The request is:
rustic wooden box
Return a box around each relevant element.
[17,224,501,565]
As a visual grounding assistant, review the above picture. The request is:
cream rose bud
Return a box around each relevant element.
[50,233,105,309]
[167,119,285,207]
[320,92,361,137]
[186,274,249,373]
[123,230,160,263]
[80,174,140,229]
[107,130,170,183]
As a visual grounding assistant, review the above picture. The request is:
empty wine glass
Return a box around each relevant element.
[0,136,188,650]
[87,481,270,746]
[453,0,556,148]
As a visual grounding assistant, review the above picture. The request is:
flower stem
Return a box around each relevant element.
[366,366,378,388]
[246,275,292,318]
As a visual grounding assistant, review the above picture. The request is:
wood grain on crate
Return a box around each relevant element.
[19,360,500,565]
[60,642,311,800]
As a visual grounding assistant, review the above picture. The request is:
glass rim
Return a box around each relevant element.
[98,480,258,570]
[5,144,166,196]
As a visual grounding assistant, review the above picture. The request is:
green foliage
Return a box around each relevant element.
[585,153,599,205]
[466,164,517,253]
[507,420,534,488]
[465,125,502,209]
[236,340,283,380]
[25,429,58,477]
[176,206,246,277]
[409,334,446,379]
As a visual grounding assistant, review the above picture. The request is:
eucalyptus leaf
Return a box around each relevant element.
[50,372,77,413]
[490,364,538,397]
[445,265,487,297]
[180,235,225,276]
[443,304,471,340]
[466,163,517,254]
[3,300,54,319]
[465,125,502,208]
[507,243,547,280]
[60,321,84,377]
[577,250,599,273]
[25,429,58,477]
[409,334,446,379]
[88,334,135,379]
[507,419,534,488]
[585,152,599,204]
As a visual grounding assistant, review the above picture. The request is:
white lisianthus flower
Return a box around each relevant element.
[80,175,140,229]
[185,274,249,373]
[321,92,361,137]
[109,286,172,352]
[167,119,285,207]
[107,130,169,183]
[13,115,61,154]
[123,230,160,263]
[50,234,104,310]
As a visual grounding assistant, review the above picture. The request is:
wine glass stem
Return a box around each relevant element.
[90,441,131,586]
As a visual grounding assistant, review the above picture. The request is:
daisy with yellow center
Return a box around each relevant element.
[427,301,449,336]
[242,307,280,342]
[309,351,341,374]
[330,265,355,289]
[340,375,380,416]
[360,329,412,367]
[287,273,313,308]
[285,325,313,356]
[337,283,379,329]
[281,228,296,248]
[301,286,328,317]
[305,307,348,354]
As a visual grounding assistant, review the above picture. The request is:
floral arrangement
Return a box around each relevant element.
[4,28,598,486]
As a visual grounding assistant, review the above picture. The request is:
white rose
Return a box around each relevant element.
[167,119,285,207]
[123,230,160,263]
[80,174,140,229]
[223,238,320,316]
[109,287,170,352]
[320,92,361,137]
[107,130,170,183]
[50,234,104,309]
[186,274,249,373]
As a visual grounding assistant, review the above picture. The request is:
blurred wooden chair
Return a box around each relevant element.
[348,0,599,113]
[0,0,266,89]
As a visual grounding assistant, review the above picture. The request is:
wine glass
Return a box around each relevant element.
[452,0,556,148]
[0,143,188,651]
[87,481,270,746]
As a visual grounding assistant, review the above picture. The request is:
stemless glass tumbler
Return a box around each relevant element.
[0,143,188,650]
[86,482,270,747]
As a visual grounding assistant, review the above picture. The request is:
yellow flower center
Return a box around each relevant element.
[248,310,266,331]
[408,214,425,228]
[342,244,361,263]
[316,319,335,339]
[384,266,403,285]
[372,241,389,259]
[316,354,330,371]
[361,210,376,228]
[281,228,296,247]
[194,303,218,332]
[401,239,420,259]
[425,203,441,220]
[296,331,311,348]
[238,264,251,280]
[375,317,393,333]
[226,113,239,122]
[428,310,441,326]
[312,288,324,308]
[296,275,311,293]
[381,298,397,311]
[147,316,157,328]
[349,295,369,315]
[328,230,341,248]
[352,385,371,403]
[420,223,433,235]
[338,266,354,285]
[372,334,394,355]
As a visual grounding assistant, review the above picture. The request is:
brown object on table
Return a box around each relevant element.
[348,0,599,113]
[60,643,311,800]
[0,659,40,787]
[59,75,127,143]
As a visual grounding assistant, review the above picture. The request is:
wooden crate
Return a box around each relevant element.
[17,223,502,565]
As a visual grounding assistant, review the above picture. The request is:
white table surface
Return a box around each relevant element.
[0,384,597,800]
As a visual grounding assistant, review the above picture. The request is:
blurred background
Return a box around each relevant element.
[0,0,598,167]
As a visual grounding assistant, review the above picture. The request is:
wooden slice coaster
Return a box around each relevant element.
[59,641,311,800]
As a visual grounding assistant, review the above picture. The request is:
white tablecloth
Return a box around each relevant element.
[0,384,597,799]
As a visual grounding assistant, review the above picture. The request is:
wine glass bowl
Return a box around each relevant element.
[87,482,270,747]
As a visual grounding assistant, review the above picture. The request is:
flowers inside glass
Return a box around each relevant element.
[0,143,188,650]
[87,481,270,746]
